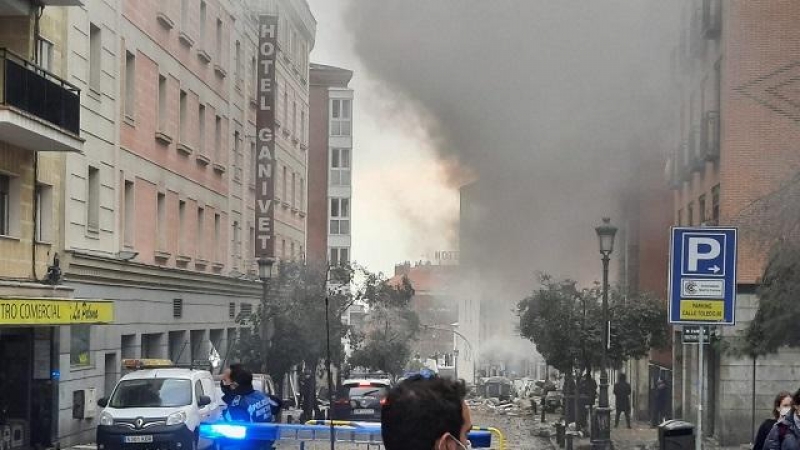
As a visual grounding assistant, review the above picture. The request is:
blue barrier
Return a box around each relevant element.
[199,422,494,448]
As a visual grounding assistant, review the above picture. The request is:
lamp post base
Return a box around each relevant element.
[590,406,613,450]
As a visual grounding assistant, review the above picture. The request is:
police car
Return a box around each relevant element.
[97,359,223,450]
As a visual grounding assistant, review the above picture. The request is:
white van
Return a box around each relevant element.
[96,360,222,450]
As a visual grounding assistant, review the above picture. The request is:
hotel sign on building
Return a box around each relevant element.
[255,15,278,259]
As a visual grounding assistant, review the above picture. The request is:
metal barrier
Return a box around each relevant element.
[200,421,497,448]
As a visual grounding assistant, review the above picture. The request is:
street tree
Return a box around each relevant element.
[517,273,669,374]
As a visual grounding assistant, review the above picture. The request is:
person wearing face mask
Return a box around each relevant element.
[764,389,800,450]
[754,392,792,450]
[381,374,473,450]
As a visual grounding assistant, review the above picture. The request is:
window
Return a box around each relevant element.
[195,380,204,404]
[228,302,235,319]
[124,51,136,118]
[331,99,351,136]
[282,165,288,200]
[233,131,241,181]
[300,177,305,210]
[234,41,241,83]
[301,109,305,143]
[214,213,221,262]
[36,37,53,72]
[181,0,189,28]
[291,172,296,207]
[290,242,295,259]
[179,90,188,144]
[251,56,257,99]
[232,220,240,267]
[157,192,166,249]
[698,194,707,224]
[178,200,186,255]
[197,207,205,259]
[330,198,350,235]
[87,166,100,232]
[250,142,256,186]
[0,175,10,236]
[281,239,286,258]
[330,148,351,186]
[248,226,254,260]
[123,180,134,247]
[283,88,289,126]
[687,201,694,226]
[158,75,168,131]
[215,19,223,60]
[198,104,206,155]
[712,184,720,224]
[35,183,52,242]
[292,101,297,135]
[214,115,222,160]
[70,325,91,366]
[330,247,350,266]
[199,1,207,46]
[89,24,102,91]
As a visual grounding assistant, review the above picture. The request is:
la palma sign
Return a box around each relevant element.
[255,15,278,260]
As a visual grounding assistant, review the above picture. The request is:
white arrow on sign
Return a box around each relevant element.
[708,265,721,274]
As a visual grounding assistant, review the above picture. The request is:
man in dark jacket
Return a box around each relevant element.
[225,369,275,423]
[613,373,632,428]
[765,389,800,450]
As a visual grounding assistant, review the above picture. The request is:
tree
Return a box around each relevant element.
[517,274,669,374]
[348,274,418,378]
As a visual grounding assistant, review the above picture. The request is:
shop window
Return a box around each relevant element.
[71,325,91,366]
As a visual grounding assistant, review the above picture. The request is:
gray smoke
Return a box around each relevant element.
[345,1,684,318]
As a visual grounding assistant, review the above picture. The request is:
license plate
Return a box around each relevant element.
[353,408,375,415]
[124,435,154,444]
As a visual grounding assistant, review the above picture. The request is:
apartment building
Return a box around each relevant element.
[666,0,800,445]
[3,0,317,445]
[308,63,352,266]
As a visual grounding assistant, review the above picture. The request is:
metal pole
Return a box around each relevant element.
[261,278,269,373]
[697,326,704,450]
[751,356,757,445]
[325,295,334,450]
[592,254,611,450]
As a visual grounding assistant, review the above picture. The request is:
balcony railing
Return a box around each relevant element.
[0,48,80,135]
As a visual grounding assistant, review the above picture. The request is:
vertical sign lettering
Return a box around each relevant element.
[255,15,277,259]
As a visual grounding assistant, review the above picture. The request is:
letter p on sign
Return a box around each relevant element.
[686,237,721,273]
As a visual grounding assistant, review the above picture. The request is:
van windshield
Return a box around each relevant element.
[109,379,192,408]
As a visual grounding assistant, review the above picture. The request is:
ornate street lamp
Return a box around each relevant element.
[592,217,617,450]
[258,257,274,373]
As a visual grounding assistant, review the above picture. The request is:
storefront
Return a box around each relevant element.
[0,298,113,450]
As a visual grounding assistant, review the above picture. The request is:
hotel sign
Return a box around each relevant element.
[0,299,114,325]
[255,15,278,259]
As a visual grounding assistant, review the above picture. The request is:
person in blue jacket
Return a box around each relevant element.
[224,369,277,449]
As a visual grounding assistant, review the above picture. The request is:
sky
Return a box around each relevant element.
[305,0,460,276]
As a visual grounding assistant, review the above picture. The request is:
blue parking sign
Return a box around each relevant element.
[669,227,738,325]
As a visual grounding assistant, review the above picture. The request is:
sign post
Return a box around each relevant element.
[669,227,737,450]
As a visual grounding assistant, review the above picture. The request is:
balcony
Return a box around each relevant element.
[0,48,82,152]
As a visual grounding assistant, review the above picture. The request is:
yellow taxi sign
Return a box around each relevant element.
[122,359,174,370]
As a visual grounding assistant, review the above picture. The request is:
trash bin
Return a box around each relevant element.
[659,420,695,450]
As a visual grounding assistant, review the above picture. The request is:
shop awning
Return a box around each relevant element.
[0,298,113,325]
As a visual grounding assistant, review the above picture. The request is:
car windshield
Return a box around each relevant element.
[109,379,192,408]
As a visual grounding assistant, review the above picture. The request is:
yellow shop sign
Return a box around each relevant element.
[0,299,114,325]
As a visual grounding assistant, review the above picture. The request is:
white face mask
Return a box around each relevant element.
[780,406,792,417]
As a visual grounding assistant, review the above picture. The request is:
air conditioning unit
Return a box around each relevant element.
[702,0,722,39]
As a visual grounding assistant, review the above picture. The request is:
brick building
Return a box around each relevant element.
[666,0,800,445]
[308,63,353,266]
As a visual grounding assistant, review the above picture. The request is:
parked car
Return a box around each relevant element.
[97,359,222,450]
[331,379,391,423]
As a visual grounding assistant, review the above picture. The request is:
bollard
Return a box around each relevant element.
[555,422,566,448]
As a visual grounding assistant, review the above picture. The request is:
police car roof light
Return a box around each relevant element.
[122,358,175,370]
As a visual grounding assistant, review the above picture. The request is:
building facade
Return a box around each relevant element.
[308,63,352,266]
[666,0,800,445]
[0,0,315,446]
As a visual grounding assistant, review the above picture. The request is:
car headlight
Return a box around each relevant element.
[166,410,187,426]
[99,412,114,426]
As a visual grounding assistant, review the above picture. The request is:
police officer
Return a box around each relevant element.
[225,369,275,423]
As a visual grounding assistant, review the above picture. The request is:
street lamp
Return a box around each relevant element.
[592,217,617,450]
[258,257,274,373]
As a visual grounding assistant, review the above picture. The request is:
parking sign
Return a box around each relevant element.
[669,227,738,325]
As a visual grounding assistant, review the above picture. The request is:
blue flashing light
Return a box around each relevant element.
[208,424,247,440]
[51,370,60,380]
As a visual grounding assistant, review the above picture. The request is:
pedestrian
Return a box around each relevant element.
[381,373,473,450]
[653,378,670,425]
[220,363,243,405]
[764,388,800,450]
[579,372,597,429]
[613,373,632,429]
[754,391,792,450]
